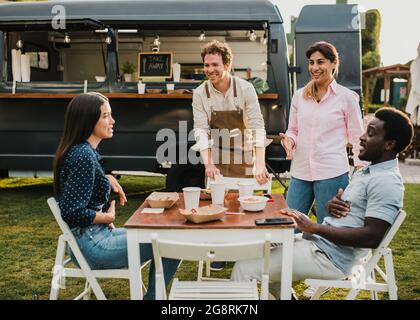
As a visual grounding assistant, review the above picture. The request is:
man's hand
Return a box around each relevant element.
[205,164,220,180]
[280,208,318,234]
[106,174,127,206]
[279,133,295,160]
[326,188,350,218]
[255,165,270,185]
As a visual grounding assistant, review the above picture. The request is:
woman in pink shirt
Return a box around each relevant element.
[280,41,365,223]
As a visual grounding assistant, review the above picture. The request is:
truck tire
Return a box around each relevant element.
[166,163,205,192]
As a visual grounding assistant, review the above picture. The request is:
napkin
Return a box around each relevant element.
[141,208,164,214]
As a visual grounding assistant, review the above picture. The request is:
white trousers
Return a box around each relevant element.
[231,239,346,297]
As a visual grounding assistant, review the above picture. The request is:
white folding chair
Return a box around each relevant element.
[151,233,271,300]
[47,197,150,300]
[305,210,406,300]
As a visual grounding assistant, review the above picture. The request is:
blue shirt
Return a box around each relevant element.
[304,159,403,275]
[57,142,110,229]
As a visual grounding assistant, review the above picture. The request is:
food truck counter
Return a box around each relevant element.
[0,93,279,100]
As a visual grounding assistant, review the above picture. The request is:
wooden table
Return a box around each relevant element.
[124,193,295,300]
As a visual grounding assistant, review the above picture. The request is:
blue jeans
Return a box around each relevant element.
[286,173,349,224]
[70,224,179,300]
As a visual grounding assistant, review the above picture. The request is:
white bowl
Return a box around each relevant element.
[238,196,269,212]
[95,76,106,82]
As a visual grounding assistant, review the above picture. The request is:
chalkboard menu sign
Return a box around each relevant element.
[138,52,173,78]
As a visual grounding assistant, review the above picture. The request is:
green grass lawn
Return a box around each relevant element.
[0,176,418,300]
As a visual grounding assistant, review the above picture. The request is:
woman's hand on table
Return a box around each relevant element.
[107,174,127,206]
[279,133,295,160]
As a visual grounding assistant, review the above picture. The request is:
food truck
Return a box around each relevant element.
[0,0,362,190]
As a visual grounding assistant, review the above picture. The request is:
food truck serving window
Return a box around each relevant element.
[5,31,107,82]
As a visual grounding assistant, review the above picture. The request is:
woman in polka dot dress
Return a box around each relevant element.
[53,92,179,299]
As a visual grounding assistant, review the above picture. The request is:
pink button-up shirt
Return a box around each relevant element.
[285,80,365,181]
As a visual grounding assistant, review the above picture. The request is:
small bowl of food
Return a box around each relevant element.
[146,192,179,208]
[179,204,227,224]
[238,196,269,212]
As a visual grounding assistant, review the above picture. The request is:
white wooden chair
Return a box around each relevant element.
[305,210,406,300]
[47,197,150,300]
[151,233,271,300]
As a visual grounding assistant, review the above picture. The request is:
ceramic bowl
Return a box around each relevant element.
[238,196,269,212]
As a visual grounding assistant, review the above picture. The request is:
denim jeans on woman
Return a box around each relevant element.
[70,224,179,300]
[286,172,349,224]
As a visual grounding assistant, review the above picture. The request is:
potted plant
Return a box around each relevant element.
[121,61,136,82]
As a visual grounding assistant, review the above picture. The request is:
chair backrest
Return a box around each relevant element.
[206,176,272,194]
[151,233,271,279]
[356,210,406,277]
[47,197,90,268]
[376,210,406,251]
[47,197,75,240]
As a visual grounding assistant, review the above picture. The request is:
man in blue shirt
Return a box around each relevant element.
[231,107,414,298]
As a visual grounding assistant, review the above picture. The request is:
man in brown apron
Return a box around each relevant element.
[192,40,269,185]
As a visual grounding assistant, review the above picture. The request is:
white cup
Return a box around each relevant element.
[182,187,201,210]
[238,181,254,198]
[166,83,175,92]
[210,181,226,205]
[137,82,146,94]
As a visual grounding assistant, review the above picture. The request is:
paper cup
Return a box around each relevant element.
[137,82,146,94]
[238,181,254,198]
[166,83,175,92]
[210,181,226,205]
[182,187,201,210]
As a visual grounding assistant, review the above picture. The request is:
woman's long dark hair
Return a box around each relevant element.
[303,41,340,101]
[53,92,109,195]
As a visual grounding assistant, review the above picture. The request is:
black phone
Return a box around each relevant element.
[255,218,294,226]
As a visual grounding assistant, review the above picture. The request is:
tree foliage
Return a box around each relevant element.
[362,9,381,69]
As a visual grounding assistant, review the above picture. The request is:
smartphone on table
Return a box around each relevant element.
[255,218,294,226]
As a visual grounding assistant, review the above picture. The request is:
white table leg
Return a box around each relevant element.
[280,228,294,300]
[127,229,142,300]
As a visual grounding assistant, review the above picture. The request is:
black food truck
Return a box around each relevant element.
[0,0,362,190]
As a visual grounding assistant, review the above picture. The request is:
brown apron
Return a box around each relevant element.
[205,77,254,178]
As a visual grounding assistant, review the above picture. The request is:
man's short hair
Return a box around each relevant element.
[200,40,233,67]
[375,107,414,153]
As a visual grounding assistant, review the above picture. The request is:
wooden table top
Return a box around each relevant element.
[124,193,293,230]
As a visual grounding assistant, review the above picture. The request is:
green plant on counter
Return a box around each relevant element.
[247,77,269,94]
[121,61,136,74]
